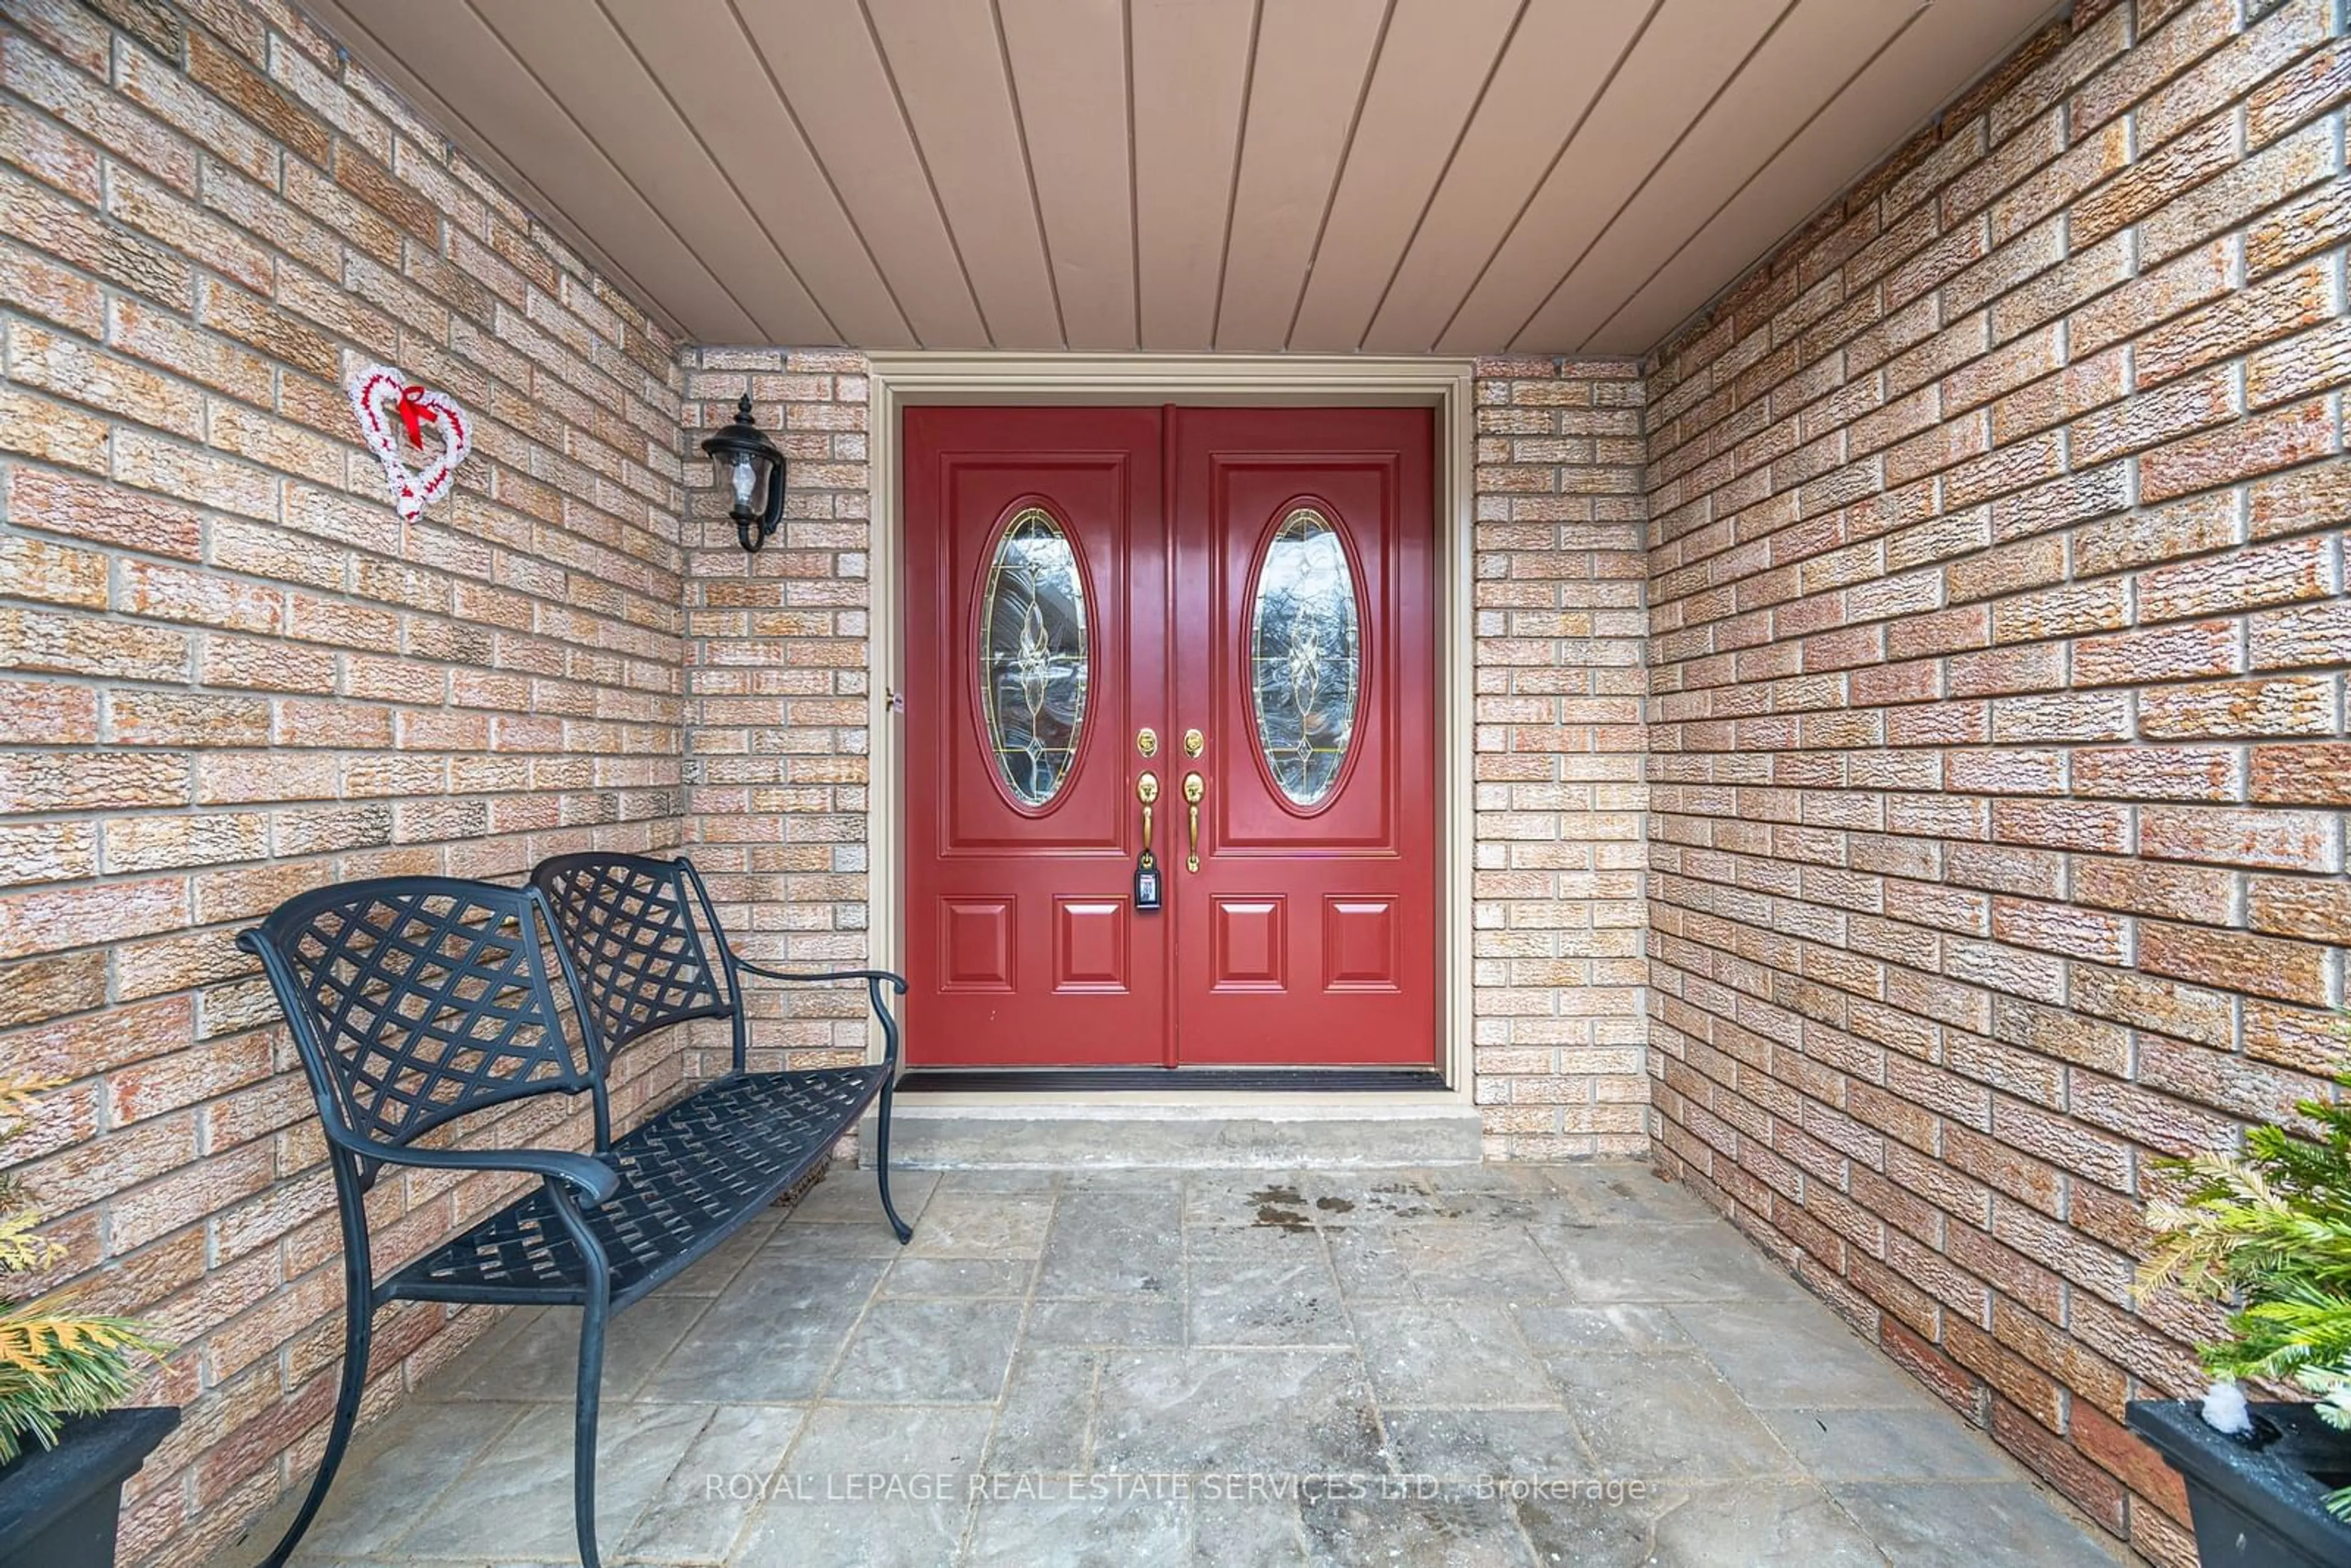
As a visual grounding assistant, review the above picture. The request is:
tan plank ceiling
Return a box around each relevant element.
[312,0,2060,354]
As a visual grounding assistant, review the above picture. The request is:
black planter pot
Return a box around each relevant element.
[2129,1398,2351,1567]
[0,1408,179,1568]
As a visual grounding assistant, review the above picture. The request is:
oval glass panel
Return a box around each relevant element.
[1250,507,1360,808]
[980,508,1090,808]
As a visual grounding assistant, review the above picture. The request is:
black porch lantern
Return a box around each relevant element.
[701,393,786,553]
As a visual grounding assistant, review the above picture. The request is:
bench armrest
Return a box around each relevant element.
[731,960,907,994]
[326,1128,621,1206]
[728,961,909,1070]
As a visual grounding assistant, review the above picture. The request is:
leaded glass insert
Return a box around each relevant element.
[1250,507,1359,807]
[980,508,1089,807]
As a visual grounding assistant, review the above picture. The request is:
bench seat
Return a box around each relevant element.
[387,1065,888,1310]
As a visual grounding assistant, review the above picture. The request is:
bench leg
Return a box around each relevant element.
[873,1079,913,1245]
[261,1286,372,1567]
[572,1288,610,1568]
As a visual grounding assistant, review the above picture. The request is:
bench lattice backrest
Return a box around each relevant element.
[530,852,744,1069]
[238,877,600,1184]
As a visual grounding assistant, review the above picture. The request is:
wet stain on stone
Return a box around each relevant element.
[1248,1184,1314,1232]
[1254,1202,1313,1233]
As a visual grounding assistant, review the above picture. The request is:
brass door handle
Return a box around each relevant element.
[1182,772,1204,872]
[1137,771,1159,857]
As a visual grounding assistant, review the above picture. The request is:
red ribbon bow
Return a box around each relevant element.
[395,384,437,449]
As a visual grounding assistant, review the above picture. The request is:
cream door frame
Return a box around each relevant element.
[866,353,1476,1104]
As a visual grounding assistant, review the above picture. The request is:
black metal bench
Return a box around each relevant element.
[236,853,912,1568]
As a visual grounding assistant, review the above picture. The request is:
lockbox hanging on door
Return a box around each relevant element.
[1135,771,1163,912]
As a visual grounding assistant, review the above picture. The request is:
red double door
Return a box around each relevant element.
[904,406,1436,1070]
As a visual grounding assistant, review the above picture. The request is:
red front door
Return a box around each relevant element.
[903,405,1435,1068]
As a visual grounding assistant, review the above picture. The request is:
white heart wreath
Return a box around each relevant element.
[348,364,470,520]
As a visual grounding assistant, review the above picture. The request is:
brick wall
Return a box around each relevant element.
[0,2,686,1563]
[1472,358,1651,1157]
[1643,2,2350,1562]
[679,347,879,1079]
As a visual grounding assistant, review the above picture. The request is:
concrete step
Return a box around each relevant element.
[877,1094,1483,1168]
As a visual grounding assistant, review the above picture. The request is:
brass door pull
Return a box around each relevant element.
[1182,772,1204,872]
[1138,771,1160,856]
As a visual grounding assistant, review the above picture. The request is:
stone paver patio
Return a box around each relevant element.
[213,1164,2121,1567]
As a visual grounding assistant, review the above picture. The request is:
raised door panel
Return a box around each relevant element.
[1211,896,1287,992]
[940,899,1016,991]
[1054,897,1130,992]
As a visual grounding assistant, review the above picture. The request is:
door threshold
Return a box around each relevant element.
[897,1067,1448,1093]
[879,1086,1481,1167]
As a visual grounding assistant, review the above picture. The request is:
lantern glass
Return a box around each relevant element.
[724,449,759,511]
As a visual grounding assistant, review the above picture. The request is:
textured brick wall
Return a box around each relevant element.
[1643,2,2350,1562]
[0,2,686,1562]
[1472,359,1651,1157]
[679,347,879,1079]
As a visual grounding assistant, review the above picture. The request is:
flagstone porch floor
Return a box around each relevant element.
[209,1163,2123,1567]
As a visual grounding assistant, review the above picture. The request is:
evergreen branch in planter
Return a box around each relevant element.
[0,1311,170,1462]
[2139,1063,2351,1520]
[0,1078,168,1466]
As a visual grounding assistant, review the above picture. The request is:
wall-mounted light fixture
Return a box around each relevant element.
[700,393,786,553]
